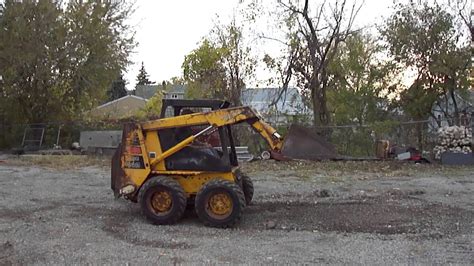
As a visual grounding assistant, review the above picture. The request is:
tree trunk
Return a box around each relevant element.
[320,81,331,125]
[450,91,459,125]
[311,80,331,126]
[416,122,424,152]
[310,80,322,126]
[311,81,333,138]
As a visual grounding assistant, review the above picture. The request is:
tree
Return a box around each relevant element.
[0,0,135,124]
[382,2,471,150]
[0,1,67,123]
[183,20,255,106]
[64,0,135,115]
[262,45,299,110]
[107,74,127,101]
[449,0,473,41]
[136,61,154,86]
[183,39,227,100]
[327,33,395,125]
[213,20,256,106]
[447,0,473,83]
[137,91,163,119]
[381,2,471,125]
[274,0,362,127]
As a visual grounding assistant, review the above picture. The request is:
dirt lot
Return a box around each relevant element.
[0,155,473,264]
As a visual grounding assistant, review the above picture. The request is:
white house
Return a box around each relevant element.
[241,87,311,125]
[135,84,186,100]
[164,84,186,99]
[429,90,474,130]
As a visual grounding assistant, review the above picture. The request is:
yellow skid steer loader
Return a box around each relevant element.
[111,99,315,227]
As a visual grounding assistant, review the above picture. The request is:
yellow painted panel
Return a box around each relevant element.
[146,170,237,195]
[123,127,151,187]
[175,171,236,194]
[144,131,166,171]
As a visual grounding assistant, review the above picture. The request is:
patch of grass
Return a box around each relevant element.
[5,155,110,170]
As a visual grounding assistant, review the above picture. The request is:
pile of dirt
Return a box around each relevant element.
[281,125,338,160]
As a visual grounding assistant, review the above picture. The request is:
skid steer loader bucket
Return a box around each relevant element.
[111,123,138,198]
[280,124,338,161]
[111,143,126,198]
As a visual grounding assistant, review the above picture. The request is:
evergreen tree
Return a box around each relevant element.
[107,74,127,101]
[136,62,154,86]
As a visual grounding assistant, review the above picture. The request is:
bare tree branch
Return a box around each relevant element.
[273,0,363,126]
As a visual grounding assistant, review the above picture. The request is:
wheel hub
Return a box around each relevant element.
[151,191,172,213]
[208,193,232,216]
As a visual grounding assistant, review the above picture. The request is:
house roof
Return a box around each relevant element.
[241,87,308,115]
[135,85,159,99]
[166,84,186,95]
[96,95,147,109]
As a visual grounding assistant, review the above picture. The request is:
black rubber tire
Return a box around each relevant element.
[138,176,187,225]
[195,179,245,228]
[241,175,254,205]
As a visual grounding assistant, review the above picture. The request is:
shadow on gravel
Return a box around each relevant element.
[70,205,194,250]
[242,195,473,237]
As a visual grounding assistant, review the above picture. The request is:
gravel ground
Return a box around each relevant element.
[0,156,473,264]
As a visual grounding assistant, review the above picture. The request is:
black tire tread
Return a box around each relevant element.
[195,179,245,228]
[241,175,254,205]
[138,176,187,225]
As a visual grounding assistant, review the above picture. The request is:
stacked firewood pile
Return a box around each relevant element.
[434,126,472,159]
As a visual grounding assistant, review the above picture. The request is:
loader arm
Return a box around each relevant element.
[140,106,284,153]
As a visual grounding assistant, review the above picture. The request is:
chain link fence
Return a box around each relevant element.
[0,121,123,151]
[320,121,435,158]
[1,117,472,159]
[238,118,473,159]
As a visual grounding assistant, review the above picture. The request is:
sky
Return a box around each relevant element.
[124,0,396,90]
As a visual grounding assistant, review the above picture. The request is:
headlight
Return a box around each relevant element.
[119,185,136,195]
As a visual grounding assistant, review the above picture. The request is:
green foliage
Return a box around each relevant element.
[182,21,255,106]
[381,2,471,121]
[266,0,363,127]
[398,79,439,120]
[136,61,154,86]
[382,3,455,68]
[136,91,163,120]
[0,0,135,125]
[327,33,396,125]
[0,1,68,123]
[183,39,227,100]
[213,21,256,105]
[369,120,400,136]
[107,74,127,101]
